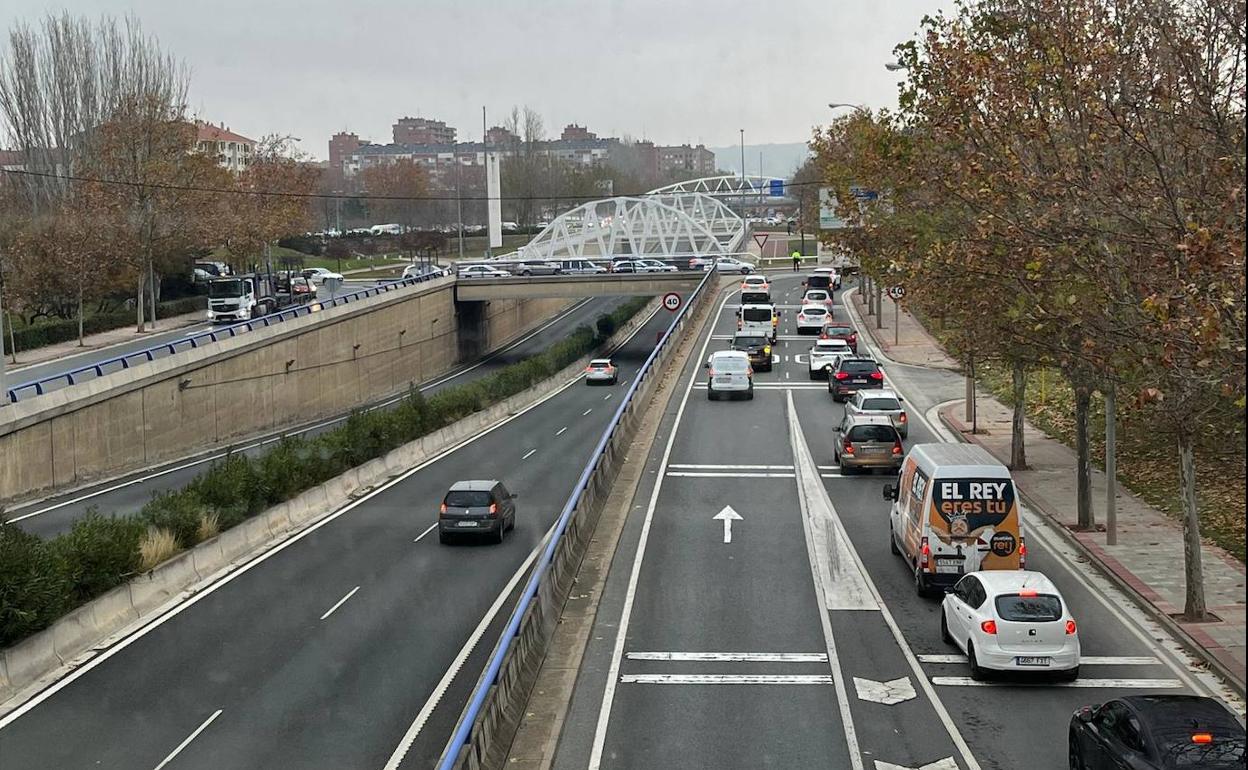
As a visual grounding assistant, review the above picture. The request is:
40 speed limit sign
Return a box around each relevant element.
[662,292,682,311]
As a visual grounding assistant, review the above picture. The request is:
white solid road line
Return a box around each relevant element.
[555,427,568,436]
[667,471,796,478]
[917,654,1162,666]
[587,288,736,770]
[319,586,361,621]
[9,297,602,525]
[875,759,959,770]
[668,464,795,470]
[522,449,537,460]
[625,652,829,662]
[152,709,223,770]
[413,522,438,543]
[621,674,834,685]
[787,390,982,770]
[931,676,1184,689]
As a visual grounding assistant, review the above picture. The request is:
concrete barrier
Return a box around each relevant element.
[0,298,660,711]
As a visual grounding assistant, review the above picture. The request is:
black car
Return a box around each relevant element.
[730,333,773,372]
[1069,695,1245,770]
[828,358,884,401]
[438,480,517,544]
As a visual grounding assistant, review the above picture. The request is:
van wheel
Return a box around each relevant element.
[889,524,901,555]
[707,389,717,401]
[968,643,988,681]
[746,387,754,401]
[493,525,505,545]
[940,610,954,644]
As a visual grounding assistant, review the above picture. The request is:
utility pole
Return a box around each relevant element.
[0,259,8,408]
[483,106,491,260]
[455,157,465,261]
[739,129,745,188]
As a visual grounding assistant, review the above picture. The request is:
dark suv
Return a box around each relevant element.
[828,358,884,401]
[730,333,773,372]
[439,480,517,544]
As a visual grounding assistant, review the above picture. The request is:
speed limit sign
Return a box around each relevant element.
[888,285,906,300]
[662,292,682,312]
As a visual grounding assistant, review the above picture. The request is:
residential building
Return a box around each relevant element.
[392,117,456,145]
[560,124,596,142]
[657,143,716,176]
[486,126,519,145]
[195,121,256,172]
[328,131,365,188]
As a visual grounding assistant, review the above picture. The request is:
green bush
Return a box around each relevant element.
[52,512,144,602]
[0,523,71,646]
[140,492,208,548]
[8,296,207,353]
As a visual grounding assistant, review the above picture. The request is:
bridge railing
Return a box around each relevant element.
[454,252,759,274]
[436,267,717,770]
[4,271,449,405]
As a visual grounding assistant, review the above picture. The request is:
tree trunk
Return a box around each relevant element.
[1010,360,1028,470]
[77,284,85,346]
[1074,383,1095,529]
[135,274,145,332]
[1177,432,1207,621]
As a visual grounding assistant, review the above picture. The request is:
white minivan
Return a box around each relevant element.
[705,350,753,401]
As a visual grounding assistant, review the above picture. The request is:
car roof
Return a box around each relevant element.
[805,288,829,294]
[814,339,849,348]
[1120,695,1242,728]
[843,413,898,428]
[857,388,899,399]
[448,479,501,492]
[710,349,749,359]
[589,358,613,365]
[971,570,1060,595]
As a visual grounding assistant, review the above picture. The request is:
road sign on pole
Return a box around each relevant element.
[888,285,906,300]
[753,233,769,250]
[662,292,682,312]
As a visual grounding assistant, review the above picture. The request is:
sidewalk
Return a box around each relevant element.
[852,285,1247,691]
[848,288,960,371]
[7,311,204,371]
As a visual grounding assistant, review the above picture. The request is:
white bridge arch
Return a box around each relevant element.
[647,174,787,198]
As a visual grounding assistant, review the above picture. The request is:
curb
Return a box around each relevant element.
[0,300,659,714]
[937,405,1246,698]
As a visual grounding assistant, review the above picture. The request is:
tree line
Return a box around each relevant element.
[813,0,1245,619]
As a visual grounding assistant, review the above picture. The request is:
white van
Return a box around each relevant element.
[737,303,778,342]
[883,443,1025,597]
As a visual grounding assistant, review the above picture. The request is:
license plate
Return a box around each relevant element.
[456,521,479,528]
[1016,656,1051,667]
[935,562,962,574]
[852,378,867,384]
[716,377,732,383]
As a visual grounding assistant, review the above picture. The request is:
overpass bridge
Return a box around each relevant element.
[453,270,704,301]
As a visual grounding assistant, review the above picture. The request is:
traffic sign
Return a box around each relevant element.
[768,179,785,197]
[752,233,769,249]
[888,285,906,300]
[662,292,682,312]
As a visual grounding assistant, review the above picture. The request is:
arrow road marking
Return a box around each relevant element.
[626,652,828,663]
[874,759,958,770]
[854,675,917,705]
[713,505,743,543]
[931,676,1183,688]
[918,654,1161,666]
[621,674,833,685]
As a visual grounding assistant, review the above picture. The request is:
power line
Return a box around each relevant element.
[0,166,825,204]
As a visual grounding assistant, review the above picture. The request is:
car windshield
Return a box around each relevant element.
[825,325,853,335]
[994,594,1062,622]
[847,425,897,442]
[208,279,245,297]
[713,356,749,372]
[839,361,879,373]
[733,336,767,347]
[445,490,493,508]
[861,397,901,410]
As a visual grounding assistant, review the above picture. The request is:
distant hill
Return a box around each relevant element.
[709,142,811,178]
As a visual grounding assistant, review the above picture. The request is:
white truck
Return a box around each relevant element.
[206,272,301,323]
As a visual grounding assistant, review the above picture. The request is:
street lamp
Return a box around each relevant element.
[827,102,866,111]
[884,61,907,71]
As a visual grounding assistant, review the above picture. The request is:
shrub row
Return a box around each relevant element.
[9,296,207,353]
[0,296,652,646]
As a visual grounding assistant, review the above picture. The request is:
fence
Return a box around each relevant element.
[4,272,447,405]
[435,268,716,770]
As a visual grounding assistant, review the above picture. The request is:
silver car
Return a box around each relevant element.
[834,413,903,474]
[513,261,561,276]
[705,350,753,400]
[845,388,909,438]
[585,358,618,385]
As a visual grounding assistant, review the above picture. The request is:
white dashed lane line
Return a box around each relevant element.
[152,709,223,770]
[522,449,537,460]
[556,427,568,436]
[583,408,593,416]
[319,586,361,621]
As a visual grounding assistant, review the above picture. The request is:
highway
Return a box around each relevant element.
[0,292,674,769]
[7,294,624,538]
[550,273,1241,770]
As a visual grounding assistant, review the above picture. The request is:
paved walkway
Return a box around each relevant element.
[851,286,1247,691]
[7,311,205,371]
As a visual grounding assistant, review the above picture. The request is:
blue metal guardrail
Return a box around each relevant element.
[5,271,448,405]
[436,267,714,769]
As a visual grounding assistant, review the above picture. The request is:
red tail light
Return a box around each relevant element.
[1192,733,1213,744]
[1019,588,1038,597]
[1019,536,1027,569]
[898,411,908,423]
[842,439,855,454]
[849,333,857,342]
[834,372,850,380]
[892,442,903,455]
[585,366,594,372]
[747,367,754,376]
[1065,619,1078,635]
[919,536,931,569]
[981,619,998,635]
[870,371,884,380]
[708,369,717,377]
[439,502,447,516]
[488,502,498,517]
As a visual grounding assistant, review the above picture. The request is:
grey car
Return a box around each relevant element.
[846,388,909,438]
[513,261,561,276]
[834,414,903,474]
[438,480,517,543]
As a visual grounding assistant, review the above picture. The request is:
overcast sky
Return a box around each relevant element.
[3,0,952,161]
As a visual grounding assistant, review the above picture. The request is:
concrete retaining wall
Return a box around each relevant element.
[0,300,657,711]
[0,276,571,503]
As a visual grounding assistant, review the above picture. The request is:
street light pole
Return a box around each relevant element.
[739,129,745,186]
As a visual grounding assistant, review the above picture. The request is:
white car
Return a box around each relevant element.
[709,257,755,275]
[458,264,511,278]
[402,264,445,281]
[941,570,1080,681]
[585,358,618,384]
[808,338,852,380]
[634,258,678,273]
[795,305,831,333]
[846,388,908,438]
[302,267,343,285]
[741,275,771,293]
[802,288,833,309]
[812,266,842,290]
[705,350,753,400]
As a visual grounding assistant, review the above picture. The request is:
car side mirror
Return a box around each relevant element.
[1075,707,1096,724]
[943,586,957,595]
[703,361,711,369]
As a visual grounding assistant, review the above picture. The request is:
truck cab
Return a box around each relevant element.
[207,273,299,324]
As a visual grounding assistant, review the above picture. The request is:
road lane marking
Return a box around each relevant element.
[786,390,982,770]
[669,464,795,470]
[413,522,437,543]
[666,471,795,478]
[603,393,612,400]
[522,449,537,460]
[713,505,743,543]
[854,676,917,705]
[625,652,828,662]
[583,408,593,415]
[621,674,833,685]
[931,676,1183,689]
[875,759,958,770]
[152,709,222,770]
[555,427,568,436]
[588,287,736,770]
[319,586,360,621]
[693,383,824,390]
[918,654,1162,666]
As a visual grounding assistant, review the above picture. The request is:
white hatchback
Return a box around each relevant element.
[741,275,771,292]
[941,570,1080,681]
[795,305,831,333]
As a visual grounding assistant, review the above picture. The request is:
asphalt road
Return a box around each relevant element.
[8,295,622,538]
[551,273,1242,770]
[0,292,673,769]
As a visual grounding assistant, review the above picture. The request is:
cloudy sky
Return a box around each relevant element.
[3,0,951,161]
